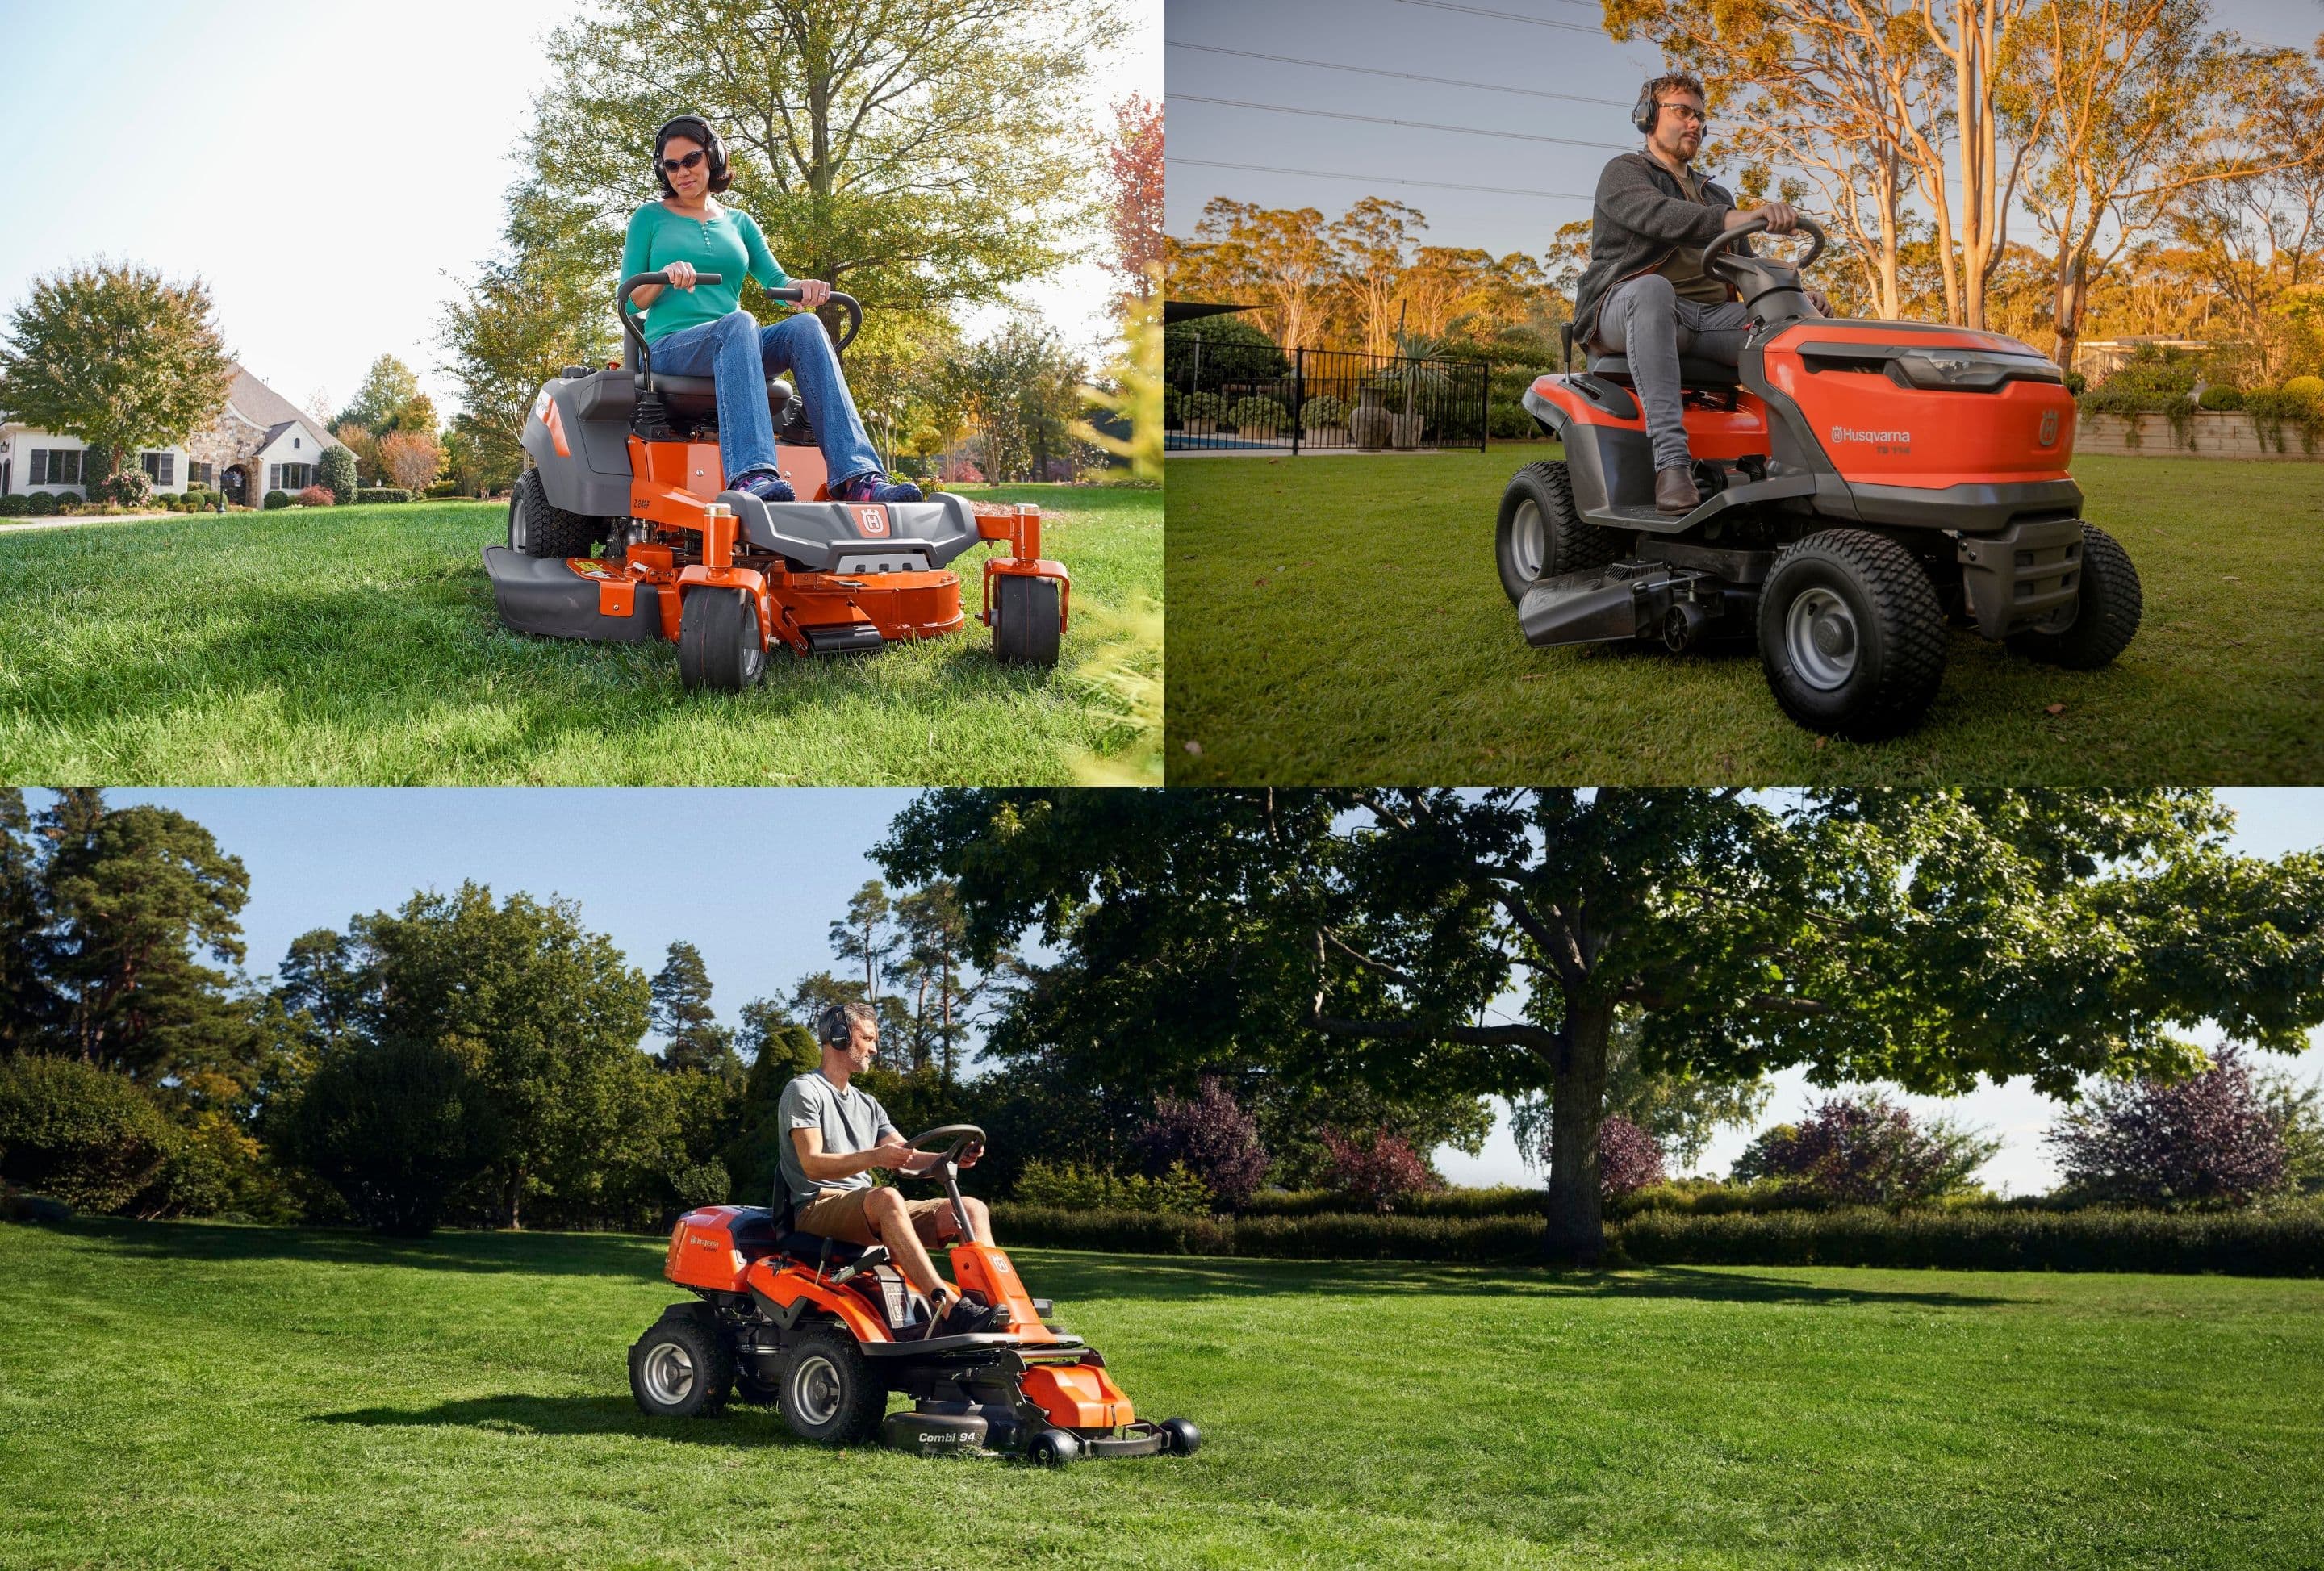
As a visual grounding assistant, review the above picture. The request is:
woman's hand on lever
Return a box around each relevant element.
[795,278,833,309]
[664,261,698,290]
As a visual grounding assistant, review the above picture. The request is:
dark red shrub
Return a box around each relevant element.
[2046,1047,2287,1207]
[1318,1125,1441,1214]
[1599,1113,1666,1197]
[1133,1076,1269,1210]
[295,485,335,508]
[1732,1092,1995,1206]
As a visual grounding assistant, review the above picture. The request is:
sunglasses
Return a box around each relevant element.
[658,149,707,174]
[1659,102,1712,127]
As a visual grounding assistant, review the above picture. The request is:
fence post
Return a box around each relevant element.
[1478,359,1490,452]
[1291,348,1303,457]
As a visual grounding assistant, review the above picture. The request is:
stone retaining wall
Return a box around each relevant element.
[2075,410,2322,459]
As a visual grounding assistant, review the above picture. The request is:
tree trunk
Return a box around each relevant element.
[2051,253,2088,373]
[505,1172,523,1231]
[1541,1001,1613,1267]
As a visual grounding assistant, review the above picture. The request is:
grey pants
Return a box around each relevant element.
[1591,274,1754,471]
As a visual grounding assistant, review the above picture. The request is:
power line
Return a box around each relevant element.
[1165,41,1636,110]
[1393,0,1609,35]
[1172,158,1594,202]
[1172,94,1633,152]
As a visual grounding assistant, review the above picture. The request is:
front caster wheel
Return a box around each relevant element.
[1029,1427,1083,1466]
[1758,529,1946,739]
[678,587,766,691]
[1159,1417,1202,1456]
[2006,523,2142,669]
[993,574,1061,667]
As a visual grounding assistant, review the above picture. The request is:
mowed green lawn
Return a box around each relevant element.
[1166,448,2323,783]
[5,1221,2321,1569]
[0,485,1160,784]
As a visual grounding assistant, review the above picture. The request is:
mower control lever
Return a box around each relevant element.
[767,286,863,354]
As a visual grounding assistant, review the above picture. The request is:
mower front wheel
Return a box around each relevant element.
[1029,1427,1083,1467]
[1497,462,1622,605]
[2006,523,2142,670]
[779,1325,888,1445]
[1757,529,1947,739]
[678,587,767,692]
[509,469,600,560]
[992,573,1061,668]
[1159,1417,1202,1456]
[629,1312,732,1419]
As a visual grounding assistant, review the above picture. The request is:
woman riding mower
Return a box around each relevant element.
[623,113,919,508]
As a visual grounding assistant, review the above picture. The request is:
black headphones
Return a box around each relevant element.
[816,1005,851,1048]
[653,114,729,196]
[1632,80,1661,136]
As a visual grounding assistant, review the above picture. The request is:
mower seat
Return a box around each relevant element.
[725,1206,788,1264]
[778,1230,869,1267]
[644,371,794,422]
[1586,353,1741,390]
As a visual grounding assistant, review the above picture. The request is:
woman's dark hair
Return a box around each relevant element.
[653,115,731,196]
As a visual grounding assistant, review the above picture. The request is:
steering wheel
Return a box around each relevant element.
[1702,211,1826,278]
[901,1124,985,1168]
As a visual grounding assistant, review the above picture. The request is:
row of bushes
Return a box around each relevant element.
[1168,391,1356,432]
[990,1201,2324,1275]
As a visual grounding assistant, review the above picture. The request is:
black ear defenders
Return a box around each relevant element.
[817,1005,849,1047]
[1633,81,1660,135]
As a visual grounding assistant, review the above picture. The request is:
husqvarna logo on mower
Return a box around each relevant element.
[1830,425,1911,445]
[2038,410,2060,446]
[851,504,891,537]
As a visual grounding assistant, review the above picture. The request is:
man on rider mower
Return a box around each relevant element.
[779,999,1002,1339]
[1570,71,1831,515]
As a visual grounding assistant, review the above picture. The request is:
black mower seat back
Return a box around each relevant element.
[720,488,986,575]
[1586,353,1742,390]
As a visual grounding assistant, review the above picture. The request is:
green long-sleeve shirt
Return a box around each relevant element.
[620,201,789,343]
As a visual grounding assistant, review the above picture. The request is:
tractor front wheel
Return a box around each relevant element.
[993,574,1061,667]
[2006,523,2142,670]
[779,1325,888,1445]
[679,587,767,692]
[509,469,599,560]
[629,1312,732,1418]
[1757,529,1947,739]
[1497,462,1622,605]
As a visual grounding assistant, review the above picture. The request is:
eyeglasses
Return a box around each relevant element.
[658,149,707,174]
[1659,102,1711,127]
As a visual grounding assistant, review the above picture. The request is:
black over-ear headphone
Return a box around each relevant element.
[653,114,729,195]
[817,1005,850,1048]
[1632,80,1661,136]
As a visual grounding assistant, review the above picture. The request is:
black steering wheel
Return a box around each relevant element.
[1702,211,1826,278]
[901,1124,985,1167]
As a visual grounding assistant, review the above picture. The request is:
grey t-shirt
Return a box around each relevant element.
[776,1071,901,1211]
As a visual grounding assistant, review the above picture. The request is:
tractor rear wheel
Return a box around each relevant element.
[993,574,1061,667]
[1497,462,1622,605]
[678,587,767,691]
[779,1325,887,1445]
[1757,529,1947,739]
[509,469,599,560]
[629,1312,732,1418]
[2006,523,2142,670]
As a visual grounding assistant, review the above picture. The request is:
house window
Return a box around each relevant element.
[189,461,212,487]
[268,462,314,492]
[30,449,82,486]
[293,437,301,449]
[140,452,175,487]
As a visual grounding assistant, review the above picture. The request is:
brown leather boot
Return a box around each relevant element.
[1654,465,1701,515]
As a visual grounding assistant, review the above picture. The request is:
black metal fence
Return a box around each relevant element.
[1164,331,1489,454]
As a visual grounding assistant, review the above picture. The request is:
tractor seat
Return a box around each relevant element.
[1586,353,1742,390]
[777,1230,869,1268]
[646,371,794,420]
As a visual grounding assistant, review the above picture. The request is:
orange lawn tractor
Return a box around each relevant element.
[629,1125,1201,1465]
[487,274,1068,691]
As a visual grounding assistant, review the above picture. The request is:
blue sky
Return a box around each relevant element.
[1164,0,2324,260]
[80,786,2324,1195]
[0,0,1159,421]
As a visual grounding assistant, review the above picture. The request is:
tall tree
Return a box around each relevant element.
[892,879,997,1087]
[336,355,423,433]
[650,940,738,1076]
[0,790,45,1057]
[881,788,2324,1262]
[830,879,897,1000]
[1330,198,1428,357]
[273,928,366,1051]
[1168,199,1336,349]
[1100,94,1165,313]
[0,262,235,486]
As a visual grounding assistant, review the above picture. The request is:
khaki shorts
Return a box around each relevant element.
[795,1186,954,1248]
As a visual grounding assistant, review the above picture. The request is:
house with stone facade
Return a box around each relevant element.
[0,363,345,505]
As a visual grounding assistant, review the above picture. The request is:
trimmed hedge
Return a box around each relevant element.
[354,487,413,503]
[27,491,61,516]
[1241,1185,1546,1220]
[262,490,292,510]
[0,1055,176,1212]
[991,1202,2324,1275]
[0,494,27,517]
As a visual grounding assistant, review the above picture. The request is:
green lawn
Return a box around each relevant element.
[1165,448,2324,783]
[5,1220,2321,1569]
[0,486,1160,784]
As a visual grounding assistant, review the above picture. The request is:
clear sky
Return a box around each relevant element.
[66,786,2324,1195]
[0,0,1160,421]
[1164,0,2324,263]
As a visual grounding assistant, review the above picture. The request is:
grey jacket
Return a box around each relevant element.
[1570,152,1752,349]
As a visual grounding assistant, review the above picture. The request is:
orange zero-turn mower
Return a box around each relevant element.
[629,1125,1201,1465]
[1502,214,2142,738]
[485,273,1068,691]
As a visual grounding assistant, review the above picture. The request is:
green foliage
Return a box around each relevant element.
[98,467,154,509]
[437,253,610,495]
[2283,374,2324,404]
[1299,394,1348,429]
[277,1034,504,1235]
[1228,395,1287,432]
[0,262,235,480]
[2242,387,2324,454]
[2063,370,2087,395]
[353,488,413,503]
[941,320,1093,483]
[0,1056,176,1212]
[1178,391,1228,424]
[650,941,737,1076]
[317,445,357,505]
[1164,320,1289,386]
[336,357,422,434]
[262,491,290,510]
[0,495,27,517]
[2082,349,2200,445]
[24,492,59,516]
[1013,1158,1214,1214]
[2197,384,2245,411]
[138,1109,305,1223]
[1240,1185,1544,1219]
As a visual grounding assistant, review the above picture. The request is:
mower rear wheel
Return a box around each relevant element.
[1757,529,1947,739]
[509,469,599,560]
[678,587,767,692]
[2006,523,2142,670]
[993,573,1061,667]
[779,1325,888,1445]
[1497,462,1622,605]
[629,1312,732,1418]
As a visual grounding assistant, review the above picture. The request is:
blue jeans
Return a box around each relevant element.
[647,310,884,488]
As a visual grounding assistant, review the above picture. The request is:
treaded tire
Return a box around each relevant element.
[2005,523,2142,670]
[678,587,767,691]
[510,468,599,560]
[1757,529,1947,739]
[779,1324,887,1445]
[629,1311,733,1418]
[1496,461,1623,605]
[993,574,1061,667]
[1029,1427,1083,1466]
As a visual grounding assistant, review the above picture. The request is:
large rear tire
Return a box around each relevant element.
[509,468,598,560]
[678,587,767,692]
[993,574,1061,667]
[1757,529,1947,739]
[2005,523,2142,670]
[629,1312,732,1418]
[779,1325,887,1445]
[1496,461,1622,606]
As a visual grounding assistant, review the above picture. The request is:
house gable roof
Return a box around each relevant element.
[224,364,347,450]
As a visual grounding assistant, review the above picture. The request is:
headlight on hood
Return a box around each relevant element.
[1892,349,2063,391]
